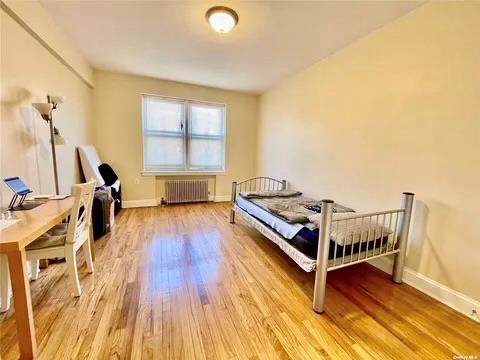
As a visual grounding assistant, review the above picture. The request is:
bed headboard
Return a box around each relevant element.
[230,176,287,204]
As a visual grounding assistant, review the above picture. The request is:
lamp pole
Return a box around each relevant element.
[48,117,60,195]
[33,96,63,195]
[46,95,60,195]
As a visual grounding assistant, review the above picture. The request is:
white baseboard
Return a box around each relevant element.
[207,195,230,202]
[122,199,158,208]
[213,195,231,202]
[369,257,480,323]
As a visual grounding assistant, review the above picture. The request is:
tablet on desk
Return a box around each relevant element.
[3,177,32,196]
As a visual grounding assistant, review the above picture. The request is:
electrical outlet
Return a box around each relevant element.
[134,178,140,185]
[471,309,479,321]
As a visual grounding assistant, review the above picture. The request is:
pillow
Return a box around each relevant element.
[308,212,393,246]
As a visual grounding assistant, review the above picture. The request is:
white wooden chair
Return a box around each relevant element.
[25,180,96,297]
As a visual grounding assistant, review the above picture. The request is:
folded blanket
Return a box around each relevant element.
[239,189,302,199]
[308,213,393,246]
[249,195,314,223]
[244,194,354,224]
[304,202,354,214]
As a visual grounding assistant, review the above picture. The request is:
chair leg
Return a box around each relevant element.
[30,260,40,281]
[82,241,94,274]
[0,254,11,312]
[65,246,82,297]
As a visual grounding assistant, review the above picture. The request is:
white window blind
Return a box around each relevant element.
[142,95,226,173]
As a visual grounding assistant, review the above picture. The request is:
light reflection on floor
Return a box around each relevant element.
[146,230,221,296]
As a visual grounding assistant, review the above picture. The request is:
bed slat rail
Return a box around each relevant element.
[328,208,405,269]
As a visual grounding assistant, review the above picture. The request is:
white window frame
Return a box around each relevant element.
[141,94,227,175]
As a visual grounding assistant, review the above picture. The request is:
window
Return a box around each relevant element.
[142,95,226,173]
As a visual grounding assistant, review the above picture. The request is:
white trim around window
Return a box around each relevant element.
[141,94,227,174]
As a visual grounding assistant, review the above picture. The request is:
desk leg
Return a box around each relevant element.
[7,249,37,359]
[89,225,95,261]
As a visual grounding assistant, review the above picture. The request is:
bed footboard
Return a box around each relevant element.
[230,177,287,224]
[313,192,415,313]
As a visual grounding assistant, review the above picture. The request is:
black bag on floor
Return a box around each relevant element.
[98,163,122,214]
[91,191,113,239]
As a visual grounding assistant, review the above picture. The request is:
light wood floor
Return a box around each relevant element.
[1,203,479,359]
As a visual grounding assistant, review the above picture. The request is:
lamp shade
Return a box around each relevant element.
[32,102,53,120]
[48,95,65,109]
[48,95,64,105]
[53,127,67,145]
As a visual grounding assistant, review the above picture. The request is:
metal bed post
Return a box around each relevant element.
[313,199,334,313]
[230,181,237,224]
[392,192,415,283]
[281,180,287,190]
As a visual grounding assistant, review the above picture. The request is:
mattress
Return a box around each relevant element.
[236,195,315,239]
[234,204,389,272]
[77,145,105,187]
[236,197,388,260]
[288,228,387,260]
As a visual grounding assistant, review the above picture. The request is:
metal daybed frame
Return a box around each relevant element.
[229,177,414,314]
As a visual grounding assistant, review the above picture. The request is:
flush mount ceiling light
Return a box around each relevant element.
[206,6,238,33]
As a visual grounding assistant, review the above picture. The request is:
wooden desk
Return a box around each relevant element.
[0,198,74,359]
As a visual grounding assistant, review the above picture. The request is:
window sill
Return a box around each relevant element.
[142,171,226,176]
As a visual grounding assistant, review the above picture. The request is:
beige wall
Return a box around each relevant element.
[257,2,480,301]
[92,70,258,203]
[3,0,93,87]
[0,1,93,206]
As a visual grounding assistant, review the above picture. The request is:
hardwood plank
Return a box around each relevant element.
[1,203,479,359]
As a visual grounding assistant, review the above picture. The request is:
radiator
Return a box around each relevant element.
[165,179,209,204]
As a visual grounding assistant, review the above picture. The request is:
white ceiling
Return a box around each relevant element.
[40,1,422,94]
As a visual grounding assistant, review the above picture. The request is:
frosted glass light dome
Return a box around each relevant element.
[206,6,238,33]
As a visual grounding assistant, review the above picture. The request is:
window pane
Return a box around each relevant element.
[142,95,226,173]
[144,135,184,169]
[188,138,223,169]
[144,97,184,133]
[189,103,224,136]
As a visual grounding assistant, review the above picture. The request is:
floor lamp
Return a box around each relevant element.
[32,96,66,195]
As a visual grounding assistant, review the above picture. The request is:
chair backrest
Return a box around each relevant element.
[65,180,96,244]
